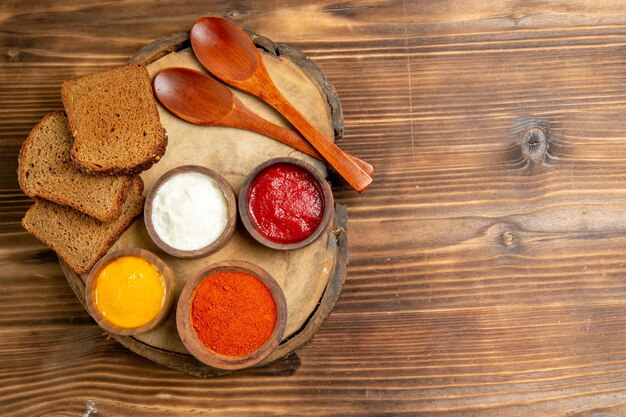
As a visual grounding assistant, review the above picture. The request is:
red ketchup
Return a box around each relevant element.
[247,163,324,244]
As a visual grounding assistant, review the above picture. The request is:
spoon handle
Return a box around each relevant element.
[257,83,373,192]
[259,123,375,176]
[228,100,374,176]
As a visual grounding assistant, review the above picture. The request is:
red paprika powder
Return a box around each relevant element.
[247,162,324,244]
[191,270,277,356]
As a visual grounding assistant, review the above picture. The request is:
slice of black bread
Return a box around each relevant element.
[61,65,167,175]
[22,177,145,274]
[18,111,133,222]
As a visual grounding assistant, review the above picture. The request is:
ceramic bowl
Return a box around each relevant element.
[238,157,333,250]
[176,260,287,370]
[85,248,175,336]
[144,165,237,258]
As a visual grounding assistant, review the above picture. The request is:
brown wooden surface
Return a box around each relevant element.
[6,1,626,415]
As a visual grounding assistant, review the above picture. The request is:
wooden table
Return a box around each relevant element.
[4,1,626,415]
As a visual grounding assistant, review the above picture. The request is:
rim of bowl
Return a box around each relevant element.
[238,157,334,250]
[144,165,237,258]
[85,248,176,336]
[176,260,288,371]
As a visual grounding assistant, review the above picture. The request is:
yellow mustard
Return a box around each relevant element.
[94,256,165,329]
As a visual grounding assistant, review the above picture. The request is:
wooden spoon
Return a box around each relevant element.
[190,16,373,192]
[153,68,374,176]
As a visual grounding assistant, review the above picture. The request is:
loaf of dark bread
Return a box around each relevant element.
[18,111,133,221]
[22,177,145,274]
[62,65,167,175]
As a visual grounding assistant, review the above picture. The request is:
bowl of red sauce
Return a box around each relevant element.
[176,260,287,370]
[239,157,333,250]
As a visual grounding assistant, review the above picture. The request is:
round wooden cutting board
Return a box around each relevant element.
[60,31,348,377]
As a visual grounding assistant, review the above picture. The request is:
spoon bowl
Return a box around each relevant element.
[190,17,259,83]
[153,67,233,124]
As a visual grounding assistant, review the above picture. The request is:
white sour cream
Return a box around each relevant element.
[151,172,229,251]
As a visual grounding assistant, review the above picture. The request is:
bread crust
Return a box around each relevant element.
[70,131,168,176]
[16,111,61,195]
[17,111,133,221]
[62,64,168,175]
[22,177,145,274]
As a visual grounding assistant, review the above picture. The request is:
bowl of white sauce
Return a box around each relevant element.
[144,165,237,258]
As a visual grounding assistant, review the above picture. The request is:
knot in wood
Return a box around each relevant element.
[501,231,515,247]
[226,10,246,18]
[521,127,547,162]
[331,227,346,237]
[6,48,21,63]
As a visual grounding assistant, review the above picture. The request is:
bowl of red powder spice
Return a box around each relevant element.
[239,157,333,250]
[176,260,287,370]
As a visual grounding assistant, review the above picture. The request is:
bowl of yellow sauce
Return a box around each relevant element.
[85,248,175,335]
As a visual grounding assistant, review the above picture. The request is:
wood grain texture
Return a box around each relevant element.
[5,0,626,415]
